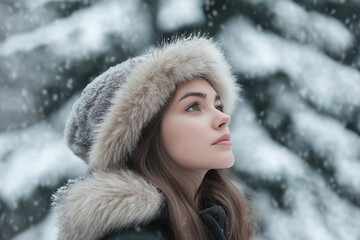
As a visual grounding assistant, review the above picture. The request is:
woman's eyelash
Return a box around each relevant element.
[186,102,224,112]
[186,101,200,111]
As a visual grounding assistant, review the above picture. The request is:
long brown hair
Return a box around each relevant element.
[130,96,256,240]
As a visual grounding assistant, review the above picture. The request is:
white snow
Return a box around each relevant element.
[0,95,86,208]
[263,78,360,193]
[21,0,74,10]
[0,88,36,124]
[256,176,360,240]
[231,100,360,239]
[156,0,205,31]
[12,212,57,240]
[0,122,86,208]
[231,102,305,179]
[0,0,152,58]
[218,17,360,119]
[246,0,354,55]
[291,108,360,192]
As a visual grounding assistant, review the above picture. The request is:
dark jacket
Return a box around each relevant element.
[52,170,227,240]
[105,204,227,240]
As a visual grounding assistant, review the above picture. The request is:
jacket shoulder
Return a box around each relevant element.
[105,226,166,240]
[104,216,172,240]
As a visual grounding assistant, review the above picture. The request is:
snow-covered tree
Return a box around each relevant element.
[1,0,359,239]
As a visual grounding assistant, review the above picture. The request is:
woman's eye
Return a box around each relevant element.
[216,105,224,112]
[186,102,200,112]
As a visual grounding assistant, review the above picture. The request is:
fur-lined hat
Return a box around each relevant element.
[65,36,239,170]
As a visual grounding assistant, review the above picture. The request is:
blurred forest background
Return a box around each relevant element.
[1,0,360,239]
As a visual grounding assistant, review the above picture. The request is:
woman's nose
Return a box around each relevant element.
[212,111,231,129]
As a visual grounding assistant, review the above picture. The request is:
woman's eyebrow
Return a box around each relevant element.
[178,92,221,103]
[178,92,206,102]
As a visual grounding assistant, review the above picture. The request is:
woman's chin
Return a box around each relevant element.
[213,154,235,169]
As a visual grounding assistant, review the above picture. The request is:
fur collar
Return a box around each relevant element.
[52,170,164,240]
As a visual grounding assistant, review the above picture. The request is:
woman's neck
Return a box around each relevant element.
[177,168,208,202]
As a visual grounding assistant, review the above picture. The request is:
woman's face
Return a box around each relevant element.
[161,78,234,172]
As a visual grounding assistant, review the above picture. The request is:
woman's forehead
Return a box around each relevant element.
[174,78,218,99]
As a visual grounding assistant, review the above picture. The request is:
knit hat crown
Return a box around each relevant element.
[65,36,240,170]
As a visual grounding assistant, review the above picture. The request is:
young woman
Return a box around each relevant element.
[52,36,256,240]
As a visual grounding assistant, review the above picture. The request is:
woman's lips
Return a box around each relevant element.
[212,133,232,146]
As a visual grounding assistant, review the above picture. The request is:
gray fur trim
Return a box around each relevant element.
[65,36,240,169]
[64,57,146,161]
[52,170,164,240]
